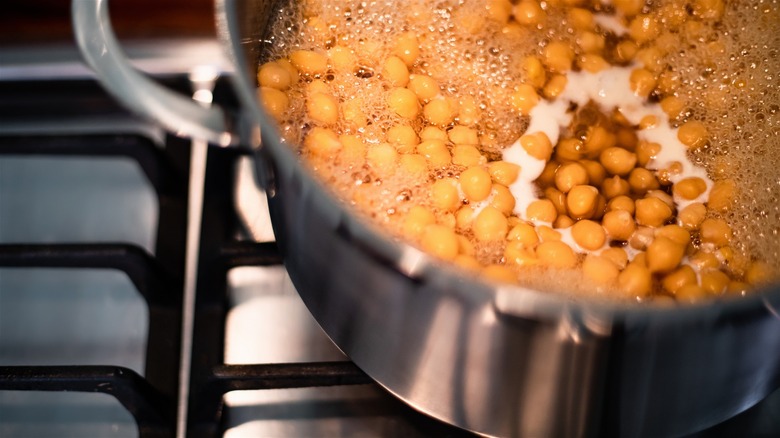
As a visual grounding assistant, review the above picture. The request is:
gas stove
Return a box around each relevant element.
[1,22,779,438]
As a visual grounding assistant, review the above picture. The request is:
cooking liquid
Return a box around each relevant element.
[261,0,780,301]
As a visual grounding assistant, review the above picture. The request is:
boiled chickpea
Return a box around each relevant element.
[399,154,428,176]
[554,215,575,229]
[505,241,538,267]
[636,141,661,167]
[388,87,420,119]
[526,199,558,223]
[537,160,560,187]
[629,15,661,43]
[607,195,635,215]
[700,218,731,246]
[258,87,289,121]
[678,121,709,149]
[420,126,449,141]
[275,58,298,81]
[307,92,339,125]
[700,269,730,294]
[393,33,420,67]
[656,224,692,247]
[328,45,357,73]
[577,32,605,54]
[460,166,493,202]
[673,177,707,200]
[408,74,439,101]
[490,184,516,216]
[543,74,568,99]
[600,147,637,176]
[474,206,509,241]
[566,185,599,219]
[521,132,553,161]
[457,96,481,126]
[556,138,584,163]
[304,127,341,157]
[602,210,636,241]
[522,56,546,88]
[690,250,721,271]
[580,160,606,187]
[537,225,561,242]
[537,241,578,268]
[403,206,436,240]
[544,187,567,214]
[692,0,725,21]
[258,61,292,90]
[456,206,476,229]
[676,284,708,302]
[629,68,657,98]
[339,134,366,165]
[482,264,517,283]
[555,162,589,193]
[646,236,685,273]
[746,261,772,285]
[662,265,697,294]
[508,222,539,247]
[454,254,481,271]
[486,0,513,23]
[290,50,328,76]
[424,98,456,126]
[543,41,575,72]
[417,139,451,168]
[635,197,673,227]
[618,263,653,296]
[421,224,459,261]
[601,176,631,199]
[452,146,484,167]
[583,254,620,285]
[572,220,607,251]
[342,98,368,129]
[386,125,419,154]
[449,126,480,145]
[510,84,539,116]
[488,161,520,186]
[431,178,461,212]
[367,143,398,175]
[628,167,660,195]
[660,96,685,120]
[382,56,410,87]
[601,247,629,269]
[708,179,735,212]
[613,0,644,17]
[513,0,545,26]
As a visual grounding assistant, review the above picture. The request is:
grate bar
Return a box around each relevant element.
[211,362,372,392]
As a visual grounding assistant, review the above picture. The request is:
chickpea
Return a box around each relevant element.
[367,143,398,174]
[386,125,419,154]
[636,47,664,73]
[556,138,584,162]
[600,147,637,176]
[662,265,697,294]
[421,224,459,261]
[486,0,513,23]
[583,254,620,285]
[677,121,709,150]
[393,33,420,67]
[607,195,635,215]
[420,126,449,142]
[307,79,330,95]
[545,187,568,215]
[258,87,289,121]
[543,41,575,73]
[690,250,721,271]
[460,166,493,202]
[424,98,457,126]
[474,206,510,241]
[618,263,653,296]
[656,224,692,247]
[602,210,636,241]
[554,215,575,229]
[555,162,589,193]
[449,126,479,146]
[490,184,516,216]
[304,127,341,157]
[482,265,517,284]
[601,247,629,269]
[629,15,661,44]
[307,92,339,125]
[708,179,736,212]
[403,206,436,241]
[488,161,520,186]
[746,261,772,285]
[577,32,605,54]
[613,0,644,17]
[580,160,606,187]
[508,222,539,246]
[636,141,661,167]
[522,56,546,88]
[615,40,639,63]
[451,145,483,167]
[382,56,410,87]
[601,176,631,199]
[518,132,553,161]
[431,178,461,212]
[388,87,420,119]
[457,96,481,126]
[290,50,328,76]
[568,8,594,30]
[692,0,726,21]
[660,96,685,120]
[676,284,708,302]
[584,126,616,155]
[408,74,439,102]
[647,190,675,210]
[339,134,366,165]
[275,58,298,82]
[537,241,578,268]
[342,98,368,129]
[457,235,475,256]
[454,255,481,271]
[572,220,607,251]
[566,185,599,219]
[700,269,730,294]
[700,218,731,247]
[417,139,452,168]
[328,45,357,73]
[635,197,673,228]
[543,74,568,99]
[258,61,292,90]
[673,177,708,200]
[513,0,545,26]
[505,241,539,267]
[510,84,539,116]
[456,206,476,229]
[537,160,560,187]
[526,199,558,223]
[399,154,428,176]
[646,236,685,273]
[628,168,660,195]
[629,68,657,98]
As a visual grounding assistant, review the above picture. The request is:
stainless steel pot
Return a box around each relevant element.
[72,1,780,436]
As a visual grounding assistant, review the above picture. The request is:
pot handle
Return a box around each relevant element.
[71,0,234,146]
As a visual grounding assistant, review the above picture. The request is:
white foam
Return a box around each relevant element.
[593,13,628,36]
